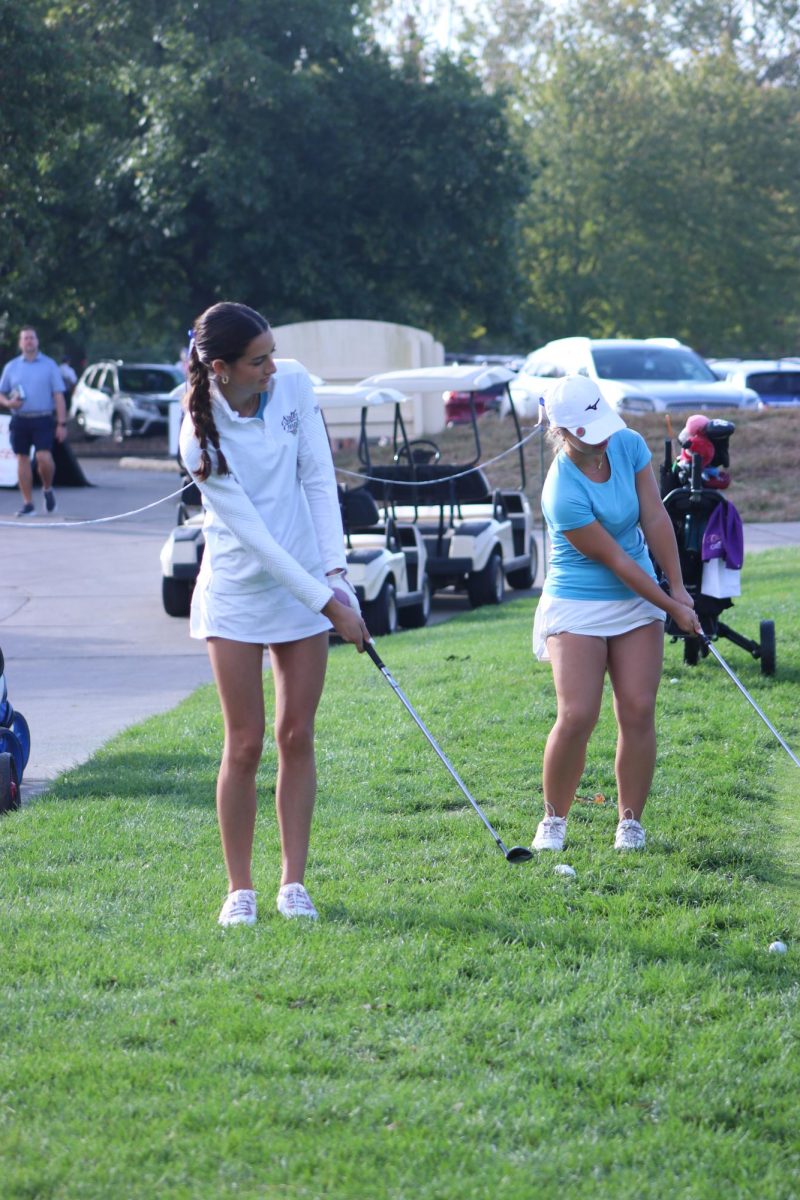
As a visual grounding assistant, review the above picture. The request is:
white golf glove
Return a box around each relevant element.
[326,568,361,614]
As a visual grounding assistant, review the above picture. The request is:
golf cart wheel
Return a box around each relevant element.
[759,620,776,676]
[162,576,193,618]
[112,414,126,445]
[398,575,431,629]
[0,752,20,815]
[683,637,701,666]
[363,579,398,637]
[467,550,504,608]
[506,537,538,590]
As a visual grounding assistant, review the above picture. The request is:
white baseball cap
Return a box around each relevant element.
[543,375,626,445]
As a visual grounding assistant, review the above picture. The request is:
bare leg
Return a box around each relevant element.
[207,638,266,892]
[268,633,329,887]
[36,449,55,491]
[542,634,607,817]
[606,621,664,821]
[16,454,33,505]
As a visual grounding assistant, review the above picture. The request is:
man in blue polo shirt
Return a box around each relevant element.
[0,326,67,516]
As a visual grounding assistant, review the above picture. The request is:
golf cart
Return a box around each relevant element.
[159,384,431,635]
[355,365,537,606]
[315,384,431,634]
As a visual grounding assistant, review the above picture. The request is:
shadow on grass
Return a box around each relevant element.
[38,747,225,808]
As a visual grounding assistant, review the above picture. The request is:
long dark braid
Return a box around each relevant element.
[185,301,270,482]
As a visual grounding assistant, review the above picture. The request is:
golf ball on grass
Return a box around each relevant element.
[768,940,788,954]
[554,864,576,879]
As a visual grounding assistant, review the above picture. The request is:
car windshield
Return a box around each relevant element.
[592,346,718,383]
[119,367,182,393]
[746,371,800,396]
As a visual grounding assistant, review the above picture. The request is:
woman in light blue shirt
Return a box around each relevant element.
[532,376,700,853]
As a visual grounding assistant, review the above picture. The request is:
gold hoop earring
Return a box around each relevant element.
[218,373,229,386]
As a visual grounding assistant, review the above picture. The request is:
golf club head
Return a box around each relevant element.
[505,846,534,863]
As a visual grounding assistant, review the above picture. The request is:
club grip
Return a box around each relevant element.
[365,640,385,670]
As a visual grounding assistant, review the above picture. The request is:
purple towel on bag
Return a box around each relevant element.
[701,499,744,569]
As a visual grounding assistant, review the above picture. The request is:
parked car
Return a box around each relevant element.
[443,354,523,425]
[72,361,185,442]
[706,360,800,408]
[515,338,759,414]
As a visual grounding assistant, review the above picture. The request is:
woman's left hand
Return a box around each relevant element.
[669,583,694,611]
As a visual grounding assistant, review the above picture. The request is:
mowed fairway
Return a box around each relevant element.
[2,550,798,1200]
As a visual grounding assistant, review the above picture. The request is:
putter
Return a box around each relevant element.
[699,635,800,769]
[365,641,533,863]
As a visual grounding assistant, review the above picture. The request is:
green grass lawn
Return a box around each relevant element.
[2,551,799,1200]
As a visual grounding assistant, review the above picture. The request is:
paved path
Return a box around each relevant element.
[1,459,797,799]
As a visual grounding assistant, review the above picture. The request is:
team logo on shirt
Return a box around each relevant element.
[281,409,299,435]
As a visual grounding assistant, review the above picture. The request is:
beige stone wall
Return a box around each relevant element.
[272,319,445,439]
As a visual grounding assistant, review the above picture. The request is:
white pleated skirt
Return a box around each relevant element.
[533,594,665,662]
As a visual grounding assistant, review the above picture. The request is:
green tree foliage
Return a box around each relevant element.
[1,0,525,358]
[517,43,800,353]
[457,0,800,354]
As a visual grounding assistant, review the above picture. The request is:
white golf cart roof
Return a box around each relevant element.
[360,364,516,394]
[314,384,408,409]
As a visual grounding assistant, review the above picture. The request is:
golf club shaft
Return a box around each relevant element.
[365,641,510,853]
[702,638,800,769]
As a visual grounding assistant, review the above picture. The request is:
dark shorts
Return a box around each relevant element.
[9,414,55,456]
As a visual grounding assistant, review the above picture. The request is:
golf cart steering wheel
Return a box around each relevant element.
[394,439,441,465]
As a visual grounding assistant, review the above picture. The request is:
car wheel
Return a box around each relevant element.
[363,578,398,637]
[162,576,193,618]
[112,414,126,445]
[398,574,431,629]
[505,537,538,590]
[759,619,776,676]
[467,549,504,608]
[73,410,96,441]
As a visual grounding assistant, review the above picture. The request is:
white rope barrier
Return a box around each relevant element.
[0,426,544,528]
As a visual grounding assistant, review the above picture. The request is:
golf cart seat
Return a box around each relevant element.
[362,463,493,509]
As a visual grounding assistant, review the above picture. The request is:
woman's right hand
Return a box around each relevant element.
[323,597,369,652]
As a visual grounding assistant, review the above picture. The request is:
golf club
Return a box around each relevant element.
[365,641,533,863]
[699,634,800,769]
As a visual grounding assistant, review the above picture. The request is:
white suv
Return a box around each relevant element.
[516,337,759,414]
[72,361,185,442]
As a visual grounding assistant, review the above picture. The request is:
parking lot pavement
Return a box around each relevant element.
[0,459,213,797]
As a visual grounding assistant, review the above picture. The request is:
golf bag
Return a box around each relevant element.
[0,645,30,813]
[657,417,775,673]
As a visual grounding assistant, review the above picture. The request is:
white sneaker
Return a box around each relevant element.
[615,818,646,850]
[276,882,319,920]
[218,888,257,926]
[533,815,567,851]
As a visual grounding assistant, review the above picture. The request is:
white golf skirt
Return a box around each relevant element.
[533,594,665,662]
[190,582,332,646]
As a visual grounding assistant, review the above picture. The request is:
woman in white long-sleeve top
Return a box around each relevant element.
[181,302,368,927]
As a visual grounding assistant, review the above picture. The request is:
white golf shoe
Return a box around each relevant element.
[218,888,257,927]
[532,815,567,851]
[276,882,319,920]
[615,818,646,850]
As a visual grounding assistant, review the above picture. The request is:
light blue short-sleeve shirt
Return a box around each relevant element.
[0,353,64,416]
[542,427,656,600]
